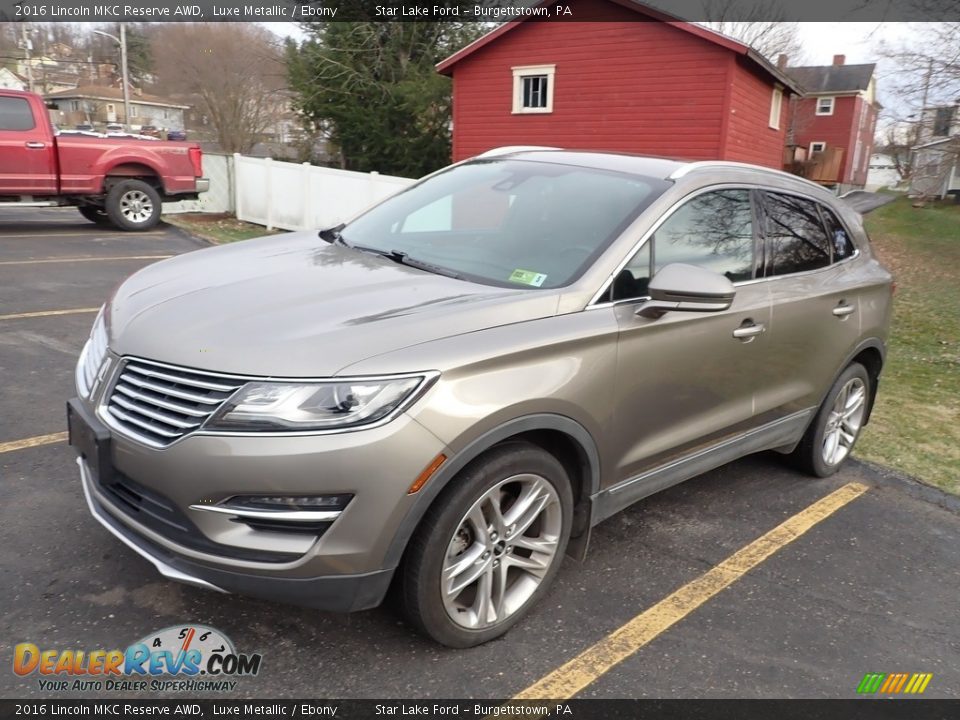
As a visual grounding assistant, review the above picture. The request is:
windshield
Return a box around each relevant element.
[340,159,669,289]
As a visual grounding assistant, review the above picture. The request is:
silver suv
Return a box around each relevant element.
[68,149,893,647]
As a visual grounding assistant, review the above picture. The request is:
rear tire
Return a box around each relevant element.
[105,179,162,231]
[77,205,113,226]
[790,362,871,477]
[400,442,573,647]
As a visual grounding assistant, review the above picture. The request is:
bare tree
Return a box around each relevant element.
[699,0,805,63]
[151,23,287,154]
[876,22,960,197]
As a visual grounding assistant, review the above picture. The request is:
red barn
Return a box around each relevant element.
[785,56,879,190]
[436,0,802,168]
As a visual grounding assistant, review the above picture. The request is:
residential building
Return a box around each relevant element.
[436,0,802,169]
[785,55,879,190]
[44,85,188,131]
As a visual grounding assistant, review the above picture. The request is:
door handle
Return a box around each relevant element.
[832,303,856,317]
[733,322,765,341]
[25,141,46,149]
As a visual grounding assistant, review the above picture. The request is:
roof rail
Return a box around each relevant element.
[475,145,560,158]
[669,161,825,190]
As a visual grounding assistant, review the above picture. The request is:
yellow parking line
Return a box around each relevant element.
[0,432,68,455]
[0,255,172,266]
[0,308,98,321]
[514,482,869,700]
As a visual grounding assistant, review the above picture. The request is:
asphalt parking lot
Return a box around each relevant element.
[2,207,959,700]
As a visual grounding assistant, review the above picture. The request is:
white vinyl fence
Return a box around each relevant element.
[162,153,234,214]
[233,154,415,231]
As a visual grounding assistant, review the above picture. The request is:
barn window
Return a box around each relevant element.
[810,141,827,154]
[512,65,555,114]
[769,87,783,129]
[816,97,835,115]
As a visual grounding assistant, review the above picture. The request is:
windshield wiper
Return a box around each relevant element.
[318,223,346,243]
[349,245,463,280]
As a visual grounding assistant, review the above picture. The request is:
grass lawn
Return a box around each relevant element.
[856,196,960,493]
[164,213,284,244]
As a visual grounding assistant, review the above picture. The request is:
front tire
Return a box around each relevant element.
[790,362,871,477]
[105,179,162,231]
[401,442,573,647]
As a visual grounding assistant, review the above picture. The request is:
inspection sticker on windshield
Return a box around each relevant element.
[509,269,548,287]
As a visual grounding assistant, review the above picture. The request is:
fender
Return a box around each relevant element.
[788,335,887,449]
[92,149,167,192]
[381,413,602,569]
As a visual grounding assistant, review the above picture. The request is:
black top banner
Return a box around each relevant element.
[0,0,957,22]
[2,699,959,719]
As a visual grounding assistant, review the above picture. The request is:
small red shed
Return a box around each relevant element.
[437,0,802,169]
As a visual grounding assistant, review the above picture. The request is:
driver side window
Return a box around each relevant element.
[609,189,755,302]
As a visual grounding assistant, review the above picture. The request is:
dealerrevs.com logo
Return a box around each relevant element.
[13,625,262,693]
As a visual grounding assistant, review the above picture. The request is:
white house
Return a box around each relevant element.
[0,67,27,91]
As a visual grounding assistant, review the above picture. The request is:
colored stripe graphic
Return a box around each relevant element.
[857,672,932,694]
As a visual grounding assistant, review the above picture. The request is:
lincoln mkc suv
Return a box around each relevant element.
[68,148,893,647]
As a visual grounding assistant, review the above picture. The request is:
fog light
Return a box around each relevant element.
[224,495,352,511]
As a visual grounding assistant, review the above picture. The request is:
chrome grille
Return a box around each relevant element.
[105,359,244,446]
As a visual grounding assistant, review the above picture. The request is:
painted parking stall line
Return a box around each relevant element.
[0,255,172,266]
[0,432,68,455]
[514,482,870,700]
[0,308,99,321]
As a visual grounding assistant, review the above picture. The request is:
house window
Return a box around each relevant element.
[933,106,956,137]
[769,87,783,129]
[816,97,835,116]
[810,141,827,155]
[512,64,555,114]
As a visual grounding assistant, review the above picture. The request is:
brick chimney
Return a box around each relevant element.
[777,54,788,70]
[833,54,846,66]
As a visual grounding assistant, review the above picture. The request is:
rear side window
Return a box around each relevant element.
[761,192,831,276]
[820,205,856,261]
[0,97,36,131]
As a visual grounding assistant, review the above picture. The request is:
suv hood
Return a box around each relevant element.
[107,232,558,377]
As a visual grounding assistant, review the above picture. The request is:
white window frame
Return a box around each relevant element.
[769,86,783,129]
[512,64,556,114]
[810,141,827,154]
[815,96,835,116]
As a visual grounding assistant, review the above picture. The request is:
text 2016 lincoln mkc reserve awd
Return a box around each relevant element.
[69,148,893,647]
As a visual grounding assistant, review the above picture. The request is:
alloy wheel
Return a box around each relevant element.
[441,473,562,630]
[822,376,867,466]
[119,190,154,225]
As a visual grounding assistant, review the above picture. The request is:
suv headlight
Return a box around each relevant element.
[76,305,108,398]
[204,374,435,432]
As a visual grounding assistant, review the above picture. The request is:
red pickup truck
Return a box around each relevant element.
[0,89,208,231]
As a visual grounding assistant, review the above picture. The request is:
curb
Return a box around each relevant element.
[852,458,960,515]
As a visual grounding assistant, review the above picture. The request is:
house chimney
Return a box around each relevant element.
[777,54,788,70]
[833,54,846,66]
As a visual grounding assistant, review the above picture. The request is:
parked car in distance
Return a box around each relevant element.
[166,129,187,141]
[139,125,161,138]
[104,122,125,133]
[75,123,95,131]
[0,89,208,230]
[68,148,893,647]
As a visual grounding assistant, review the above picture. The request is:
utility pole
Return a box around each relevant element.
[94,25,131,127]
[119,23,130,126]
[20,25,34,92]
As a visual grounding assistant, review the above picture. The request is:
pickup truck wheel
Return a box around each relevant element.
[105,179,161,231]
[400,442,573,647]
[77,206,112,226]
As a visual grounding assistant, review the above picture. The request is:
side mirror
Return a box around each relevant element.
[636,263,736,318]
